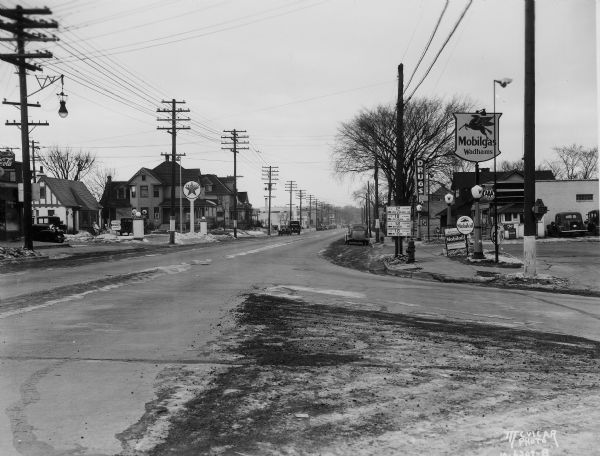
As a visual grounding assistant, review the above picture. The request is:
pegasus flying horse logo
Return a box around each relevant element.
[185,181,200,196]
[459,113,495,138]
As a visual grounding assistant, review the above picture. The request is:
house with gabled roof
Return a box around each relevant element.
[99,175,131,227]
[33,176,101,233]
[128,158,217,230]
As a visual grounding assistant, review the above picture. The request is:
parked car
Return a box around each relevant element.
[546,212,587,237]
[345,224,369,245]
[289,220,301,234]
[32,223,65,243]
[585,209,599,235]
[35,216,66,231]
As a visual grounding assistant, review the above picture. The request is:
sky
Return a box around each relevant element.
[0,0,597,208]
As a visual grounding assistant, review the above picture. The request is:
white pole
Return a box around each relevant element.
[190,199,195,233]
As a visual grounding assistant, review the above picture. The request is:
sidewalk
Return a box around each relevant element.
[373,237,600,296]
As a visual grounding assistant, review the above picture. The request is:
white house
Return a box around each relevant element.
[33,176,101,233]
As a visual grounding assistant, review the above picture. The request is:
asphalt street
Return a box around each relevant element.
[0,230,599,455]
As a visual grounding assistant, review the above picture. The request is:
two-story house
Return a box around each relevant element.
[99,176,131,228]
[128,158,216,230]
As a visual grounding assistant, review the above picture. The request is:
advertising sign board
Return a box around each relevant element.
[456,216,474,235]
[183,181,202,200]
[415,158,425,196]
[444,227,468,255]
[386,206,411,236]
[0,149,15,167]
[454,112,502,163]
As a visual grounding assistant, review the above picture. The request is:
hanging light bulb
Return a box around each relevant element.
[57,75,68,118]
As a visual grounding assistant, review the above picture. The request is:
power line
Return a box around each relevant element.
[405,0,473,103]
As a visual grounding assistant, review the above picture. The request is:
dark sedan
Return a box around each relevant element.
[32,224,65,243]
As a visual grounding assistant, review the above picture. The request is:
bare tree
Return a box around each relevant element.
[579,146,598,179]
[499,159,524,172]
[85,167,117,202]
[544,144,598,179]
[332,96,473,205]
[40,146,96,181]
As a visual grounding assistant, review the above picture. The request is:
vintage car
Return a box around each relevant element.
[32,223,65,243]
[345,224,369,245]
[36,216,67,231]
[585,209,599,235]
[289,220,301,234]
[546,212,587,237]
[278,225,292,236]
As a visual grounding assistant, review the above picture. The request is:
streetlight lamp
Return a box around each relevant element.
[416,203,422,241]
[493,78,512,262]
[444,193,454,229]
[471,184,485,259]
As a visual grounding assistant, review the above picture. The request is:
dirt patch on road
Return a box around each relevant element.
[150,293,600,455]
[321,238,386,274]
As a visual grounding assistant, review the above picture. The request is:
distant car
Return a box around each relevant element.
[278,225,291,236]
[32,223,65,243]
[289,220,301,234]
[547,212,587,237]
[345,224,369,245]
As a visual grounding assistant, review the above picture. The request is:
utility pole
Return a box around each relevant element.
[0,6,57,250]
[296,189,306,231]
[285,180,297,224]
[374,155,380,242]
[160,151,186,232]
[366,182,371,238]
[308,195,313,229]
[394,63,406,257]
[157,99,190,244]
[261,165,278,235]
[523,0,536,277]
[221,129,248,238]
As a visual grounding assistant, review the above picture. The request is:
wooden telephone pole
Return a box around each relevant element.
[0,6,57,250]
[157,99,190,244]
[221,129,248,238]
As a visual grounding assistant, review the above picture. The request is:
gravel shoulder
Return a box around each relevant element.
[143,292,600,456]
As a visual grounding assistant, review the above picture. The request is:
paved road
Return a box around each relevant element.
[1,230,599,455]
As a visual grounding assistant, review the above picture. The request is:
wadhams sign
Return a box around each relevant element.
[453,112,502,162]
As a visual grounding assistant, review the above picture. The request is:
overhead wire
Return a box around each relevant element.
[405,0,473,103]
[404,0,449,92]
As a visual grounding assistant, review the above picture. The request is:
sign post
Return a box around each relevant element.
[182,181,201,234]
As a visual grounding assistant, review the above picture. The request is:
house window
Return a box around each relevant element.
[48,209,55,216]
[153,186,159,197]
[576,194,593,202]
[117,187,125,199]
[130,186,136,198]
[154,207,160,219]
[140,185,149,198]
[141,174,146,181]
[8,170,15,182]
[39,184,46,200]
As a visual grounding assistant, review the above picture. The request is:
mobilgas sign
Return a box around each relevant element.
[454,112,502,163]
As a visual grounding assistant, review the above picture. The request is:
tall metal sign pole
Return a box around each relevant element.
[523,0,536,277]
[0,6,57,250]
[157,99,190,244]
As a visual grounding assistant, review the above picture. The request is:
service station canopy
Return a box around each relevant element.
[453,112,502,163]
